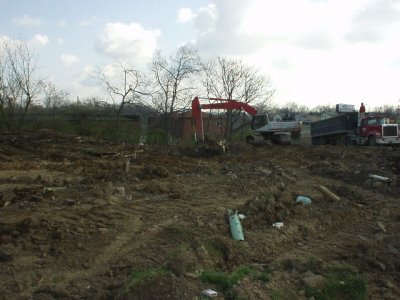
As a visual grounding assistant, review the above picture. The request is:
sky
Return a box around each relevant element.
[1,0,400,109]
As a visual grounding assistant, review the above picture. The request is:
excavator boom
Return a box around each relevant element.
[192,97,257,141]
[191,96,301,146]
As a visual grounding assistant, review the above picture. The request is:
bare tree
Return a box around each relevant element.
[373,104,396,114]
[42,81,70,116]
[0,52,11,128]
[96,62,147,127]
[312,104,336,113]
[0,43,20,129]
[150,45,201,142]
[202,57,275,140]
[3,40,44,128]
[277,102,310,120]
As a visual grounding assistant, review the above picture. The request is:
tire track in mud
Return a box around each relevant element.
[44,203,145,290]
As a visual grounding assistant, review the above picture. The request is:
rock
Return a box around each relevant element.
[302,273,327,289]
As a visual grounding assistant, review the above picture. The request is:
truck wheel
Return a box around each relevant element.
[368,136,376,146]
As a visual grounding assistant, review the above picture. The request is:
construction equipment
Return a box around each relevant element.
[191,97,302,146]
[311,104,400,146]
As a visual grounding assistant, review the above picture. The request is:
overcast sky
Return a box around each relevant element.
[1,0,400,109]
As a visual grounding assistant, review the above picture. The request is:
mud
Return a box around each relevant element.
[0,130,399,299]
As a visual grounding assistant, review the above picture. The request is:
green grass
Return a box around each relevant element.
[258,268,272,282]
[271,288,298,300]
[200,266,255,293]
[306,264,367,300]
[126,267,167,290]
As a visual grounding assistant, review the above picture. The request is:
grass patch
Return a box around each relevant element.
[271,288,298,300]
[306,263,367,300]
[258,268,272,283]
[200,265,255,293]
[126,267,167,290]
[201,265,273,294]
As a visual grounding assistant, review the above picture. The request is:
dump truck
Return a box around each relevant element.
[311,105,400,146]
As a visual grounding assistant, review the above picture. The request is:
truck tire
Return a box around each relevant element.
[368,136,376,146]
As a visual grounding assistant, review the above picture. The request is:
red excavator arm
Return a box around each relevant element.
[192,96,258,141]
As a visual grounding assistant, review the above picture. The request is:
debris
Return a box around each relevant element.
[374,260,386,272]
[369,174,389,182]
[280,171,296,182]
[115,187,126,197]
[383,280,395,289]
[44,187,67,192]
[377,221,386,233]
[296,196,312,205]
[202,288,218,297]
[358,235,367,241]
[259,168,273,177]
[0,190,16,207]
[124,159,130,172]
[238,213,246,220]
[316,185,341,201]
[273,222,284,228]
[227,209,244,241]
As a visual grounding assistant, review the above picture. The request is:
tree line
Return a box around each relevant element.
[1,40,398,142]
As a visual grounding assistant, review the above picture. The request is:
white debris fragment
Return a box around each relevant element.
[202,288,218,297]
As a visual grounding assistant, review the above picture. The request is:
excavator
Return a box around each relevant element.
[191,97,302,149]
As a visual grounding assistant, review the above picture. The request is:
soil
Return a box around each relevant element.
[0,130,399,299]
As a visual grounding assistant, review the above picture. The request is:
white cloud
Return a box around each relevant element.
[177,8,195,23]
[29,34,49,47]
[83,65,95,74]
[295,31,335,50]
[345,0,400,43]
[176,0,400,107]
[193,4,218,34]
[13,15,42,27]
[79,17,98,27]
[78,65,99,87]
[96,22,161,62]
[182,0,369,55]
[57,38,64,45]
[58,20,67,28]
[61,54,79,66]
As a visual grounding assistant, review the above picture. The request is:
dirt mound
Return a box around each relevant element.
[1,133,399,299]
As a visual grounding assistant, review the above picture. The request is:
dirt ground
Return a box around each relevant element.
[1,130,399,300]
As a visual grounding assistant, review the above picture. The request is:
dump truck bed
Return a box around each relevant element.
[311,112,358,137]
